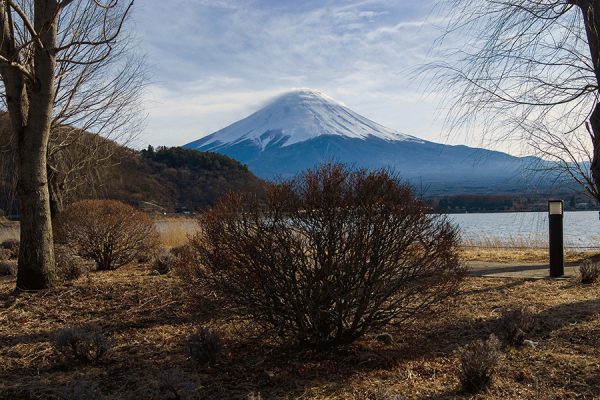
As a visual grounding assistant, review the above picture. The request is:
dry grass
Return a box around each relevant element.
[154,216,199,248]
[460,236,600,263]
[2,264,600,399]
[0,220,18,243]
[459,246,597,263]
[1,217,199,250]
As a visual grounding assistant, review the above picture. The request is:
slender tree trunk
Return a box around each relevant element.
[590,104,600,203]
[578,1,600,204]
[48,172,65,217]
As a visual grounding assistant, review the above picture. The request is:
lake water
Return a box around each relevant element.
[447,211,600,249]
[153,212,600,249]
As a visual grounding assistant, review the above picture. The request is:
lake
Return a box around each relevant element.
[2,211,599,250]
[447,211,600,249]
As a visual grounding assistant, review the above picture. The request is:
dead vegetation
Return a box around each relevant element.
[459,245,596,264]
[458,334,502,394]
[54,200,160,271]
[193,164,465,348]
[579,260,600,284]
[1,263,600,399]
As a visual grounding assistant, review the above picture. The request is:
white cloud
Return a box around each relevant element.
[133,0,507,153]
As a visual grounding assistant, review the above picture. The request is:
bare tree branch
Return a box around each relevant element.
[429,0,600,204]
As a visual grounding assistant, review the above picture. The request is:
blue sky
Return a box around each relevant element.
[132,1,490,151]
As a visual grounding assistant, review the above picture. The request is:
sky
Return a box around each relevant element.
[131,1,511,153]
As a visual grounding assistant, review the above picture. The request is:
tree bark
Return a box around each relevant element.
[48,171,65,217]
[590,104,600,202]
[13,0,60,289]
[578,1,600,204]
[16,132,56,289]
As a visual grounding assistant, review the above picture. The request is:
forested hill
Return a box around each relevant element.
[0,117,265,214]
[81,145,264,212]
[119,146,265,211]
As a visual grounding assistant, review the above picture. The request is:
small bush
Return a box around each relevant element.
[54,200,160,271]
[192,164,465,348]
[55,245,88,281]
[171,244,200,279]
[52,325,112,363]
[0,239,18,259]
[188,328,222,368]
[579,260,600,284]
[152,249,177,275]
[459,334,502,394]
[0,260,16,276]
[496,307,535,346]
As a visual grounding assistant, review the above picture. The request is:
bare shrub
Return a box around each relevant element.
[152,249,177,275]
[55,245,88,282]
[52,325,112,363]
[188,328,222,368]
[0,239,18,259]
[579,260,600,284]
[497,307,536,346]
[171,244,201,279]
[0,260,16,276]
[54,200,160,271]
[459,335,502,394]
[191,164,465,348]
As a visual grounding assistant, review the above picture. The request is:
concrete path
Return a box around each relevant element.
[466,261,580,279]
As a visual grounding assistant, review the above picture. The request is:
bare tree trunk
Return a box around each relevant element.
[14,0,59,289]
[579,1,600,205]
[16,131,56,289]
[0,0,136,289]
[589,104,600,205]
[48,171,65,217]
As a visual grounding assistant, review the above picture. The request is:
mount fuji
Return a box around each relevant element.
[185,89,543,193]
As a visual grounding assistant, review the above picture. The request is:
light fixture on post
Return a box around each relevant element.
[548,200,564,277]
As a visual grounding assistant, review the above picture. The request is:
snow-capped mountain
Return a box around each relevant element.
[195,89,421,150]
[185,89,544,193]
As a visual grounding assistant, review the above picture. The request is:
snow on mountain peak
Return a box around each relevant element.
[194,89,422,150]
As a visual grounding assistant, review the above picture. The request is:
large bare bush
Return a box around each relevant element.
[54,200,159,271]
[191,164,465,348]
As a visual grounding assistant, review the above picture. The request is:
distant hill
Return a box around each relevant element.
[0,112,264,214]
[111,146,264,212]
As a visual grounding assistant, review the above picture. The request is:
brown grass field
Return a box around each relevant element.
[154,216,200,248]
[459,246,597,264]
[2,260,600,399]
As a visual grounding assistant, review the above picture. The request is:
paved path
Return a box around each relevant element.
[466,261,580,279]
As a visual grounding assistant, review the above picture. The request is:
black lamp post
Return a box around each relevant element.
[548,200,564,277]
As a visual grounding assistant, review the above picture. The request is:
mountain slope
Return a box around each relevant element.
[185,89,545,193]
[189,89,420,151]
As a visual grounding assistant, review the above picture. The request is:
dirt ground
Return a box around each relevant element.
[1,262,600,400]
